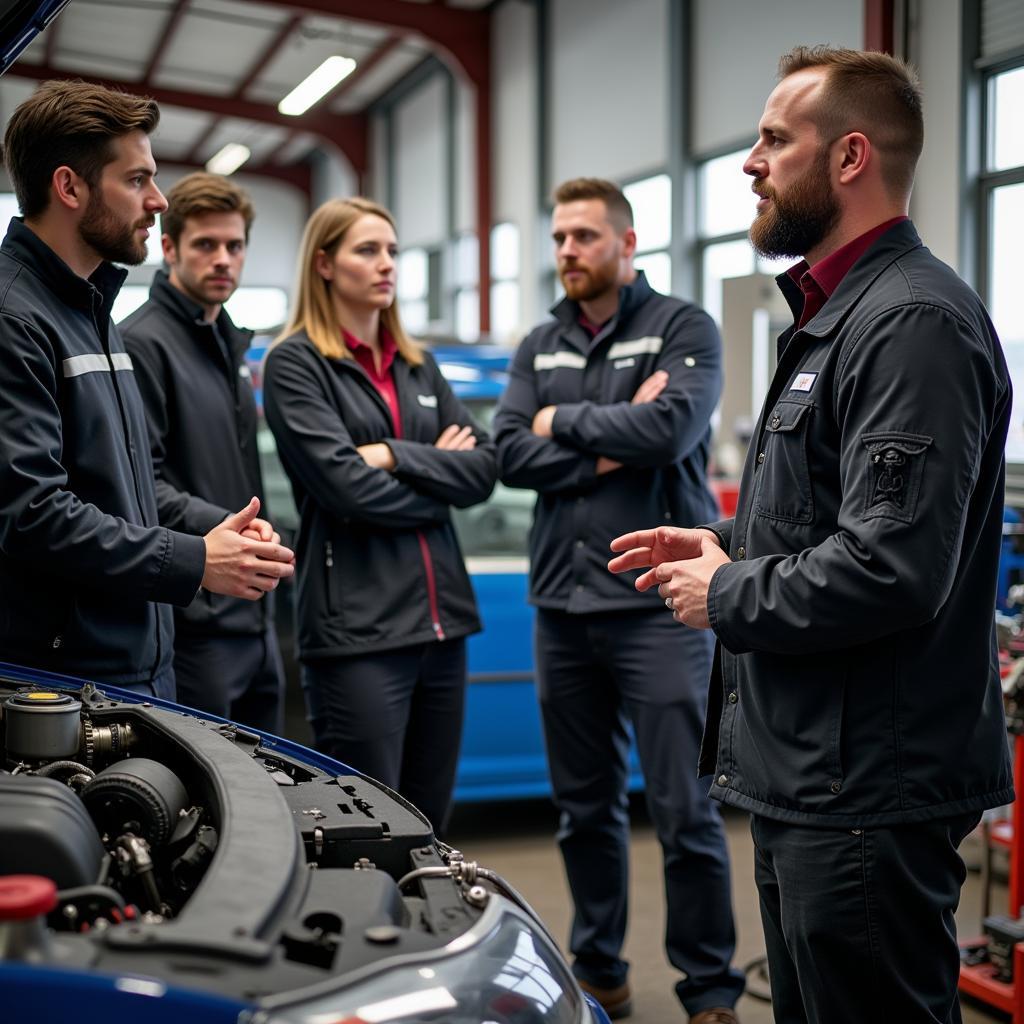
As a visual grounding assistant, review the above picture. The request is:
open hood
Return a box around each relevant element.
[0,0,68,74]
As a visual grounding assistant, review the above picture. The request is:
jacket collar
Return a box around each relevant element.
[550,269,654,347]
[1,216,127,321]
[148,268,253,358]
[776,219,924,338]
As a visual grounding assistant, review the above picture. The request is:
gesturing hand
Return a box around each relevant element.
[607,526,722,591]
[202,497,296,600]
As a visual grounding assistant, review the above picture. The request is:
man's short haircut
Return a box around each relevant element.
[779,45,923,198]
[2,79,159,220]
[162,172,255,245]
[553,178,634,231]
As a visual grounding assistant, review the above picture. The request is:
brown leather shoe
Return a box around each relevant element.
[690,1009,739,1024]
[576,979,633,1019]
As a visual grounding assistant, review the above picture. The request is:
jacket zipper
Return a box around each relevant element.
[416,531,445,640]
[325,540,336,615]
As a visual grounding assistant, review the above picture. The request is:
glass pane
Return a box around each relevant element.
[403,299,428,334]
[491,221,520,281]
[144,213,163,266]
[634,250,672,296]
[225,287,289,331]
[490,280,521,342]
[990,66,1024,172]
[624,174,671,252]
[455,287,479,341]
[398,248,428,301]
[992,182,1024,462]
[452,233,478,288]
[701,240,755,325]
[0,192,20,229]
[700,148,755,237]
[112,285,150,323]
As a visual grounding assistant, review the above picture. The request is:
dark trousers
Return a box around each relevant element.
[535,608,744,1016]
[751,812,981,1024]
[301,637,466,835]
[173,626,285,734]
[117,666,176,701]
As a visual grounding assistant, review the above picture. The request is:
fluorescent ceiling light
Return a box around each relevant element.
[206,143,251,176]
[279,55,357,116]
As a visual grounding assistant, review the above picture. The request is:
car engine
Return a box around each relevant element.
[0,677,566,1018]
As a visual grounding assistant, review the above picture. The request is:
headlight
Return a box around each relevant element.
[256,897,599,1024]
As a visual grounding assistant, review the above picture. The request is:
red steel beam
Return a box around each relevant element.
[332,33,404,100]
[233,13,303,99]
[143,0,192,85]
[7,61,368,176]
[864,0,896,53]
[182,117,220,167]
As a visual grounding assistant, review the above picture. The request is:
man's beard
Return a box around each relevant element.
[559,257,619,302]
[80,192,151,266]
[749,147,840,260]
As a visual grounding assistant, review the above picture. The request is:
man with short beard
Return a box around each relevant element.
[493,179,744,1023]
[0,80,295,697]
[610,46,1012,1023]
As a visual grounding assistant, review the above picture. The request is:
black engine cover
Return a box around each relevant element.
[0,774,106,887]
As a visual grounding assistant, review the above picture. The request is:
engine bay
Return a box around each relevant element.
[0,678,494,1003]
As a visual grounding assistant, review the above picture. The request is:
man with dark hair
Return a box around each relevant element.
[121,172,284,731]
[611,46,1011,1022]
[0,81,294,698]
[494,178,744,1023]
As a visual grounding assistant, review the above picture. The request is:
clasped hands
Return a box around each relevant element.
[607,526,730,629]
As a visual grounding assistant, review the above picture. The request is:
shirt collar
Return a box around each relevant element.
[345,327,398,376]
[785,216,909,328]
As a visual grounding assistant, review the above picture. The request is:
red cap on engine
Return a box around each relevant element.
[0,875,58,920]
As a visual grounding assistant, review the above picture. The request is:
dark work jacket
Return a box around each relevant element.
[699,220,1014,827]
[0,219,206,685]
[121,271,269,636]
[493,272,721,612]
[263,331,496,659]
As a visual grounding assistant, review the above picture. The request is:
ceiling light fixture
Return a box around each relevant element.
[206,143,251,176]
[278,55,357,116]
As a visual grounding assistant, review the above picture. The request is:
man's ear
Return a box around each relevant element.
[836,131,871,186]
[50,165,88,213]
[621,226,638,261]
[161,234,177,265]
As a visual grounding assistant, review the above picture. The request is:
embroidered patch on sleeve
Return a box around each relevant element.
[860,431,933,524]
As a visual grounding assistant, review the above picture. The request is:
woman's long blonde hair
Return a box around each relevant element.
[277,197,423,365]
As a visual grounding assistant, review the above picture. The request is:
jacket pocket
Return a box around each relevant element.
[754,399,814,524]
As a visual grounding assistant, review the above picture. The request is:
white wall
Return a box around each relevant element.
[454,78,477,236]
[908,0,961,269]
[310,147,357,210]
[691,0,864,156]
[393,73,449,248]
[547,0,669,189]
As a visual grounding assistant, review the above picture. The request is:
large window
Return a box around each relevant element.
[696,148,788,325]
[624,173,672,295]
[982,62,1024,462]
[490,222,521,342]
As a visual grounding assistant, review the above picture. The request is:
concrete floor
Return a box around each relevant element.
[446,798,1012,1024]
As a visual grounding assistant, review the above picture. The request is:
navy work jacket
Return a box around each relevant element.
[700,220,1014,827]
[493,271,721,612]
[0,219,206,685]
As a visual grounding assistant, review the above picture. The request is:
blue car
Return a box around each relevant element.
[0,663,610,1024]
[246,340,643,804]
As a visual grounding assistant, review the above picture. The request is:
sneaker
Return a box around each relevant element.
[576,979,633,1019]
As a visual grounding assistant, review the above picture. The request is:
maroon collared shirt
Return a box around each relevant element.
[787,216,908,328]
[346,328,402,437]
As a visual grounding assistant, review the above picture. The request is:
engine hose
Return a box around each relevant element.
[56,885,126,914]
[34,760,95,780]
[396,865,456,890]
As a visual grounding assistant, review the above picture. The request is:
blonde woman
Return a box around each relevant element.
[264,198,496,833]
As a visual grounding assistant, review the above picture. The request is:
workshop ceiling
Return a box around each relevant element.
[4,0,492,179]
